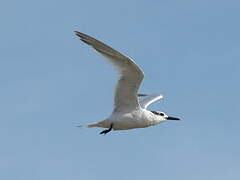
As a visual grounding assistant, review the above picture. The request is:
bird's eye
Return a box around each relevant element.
[159,113,164,116]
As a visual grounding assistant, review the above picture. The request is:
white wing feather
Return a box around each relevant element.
[138,94,163,109]
[75,31,144,112]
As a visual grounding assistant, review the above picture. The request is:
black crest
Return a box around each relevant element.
[151,111,165,116]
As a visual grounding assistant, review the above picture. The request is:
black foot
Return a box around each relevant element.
[100,124,113,135]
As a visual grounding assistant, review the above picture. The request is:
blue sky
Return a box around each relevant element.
[1,0,240,179]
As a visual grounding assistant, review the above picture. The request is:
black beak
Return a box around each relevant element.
[167,116,180,120]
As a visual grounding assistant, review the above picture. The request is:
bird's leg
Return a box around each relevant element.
[100,123,113,135]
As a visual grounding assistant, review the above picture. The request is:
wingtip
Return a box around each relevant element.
[74,31,92,45]
[74,31,88,37]
[74,30,81,37]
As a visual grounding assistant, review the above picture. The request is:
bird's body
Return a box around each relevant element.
[75,31,180,134]
[88,108,162,130]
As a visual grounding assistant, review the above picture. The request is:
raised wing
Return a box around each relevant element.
[138,94,163,109]
[75,31,144,112]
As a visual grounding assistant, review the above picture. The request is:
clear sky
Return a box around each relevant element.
[1,0,240,179]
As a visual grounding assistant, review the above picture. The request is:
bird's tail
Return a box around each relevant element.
[76,122,102,128]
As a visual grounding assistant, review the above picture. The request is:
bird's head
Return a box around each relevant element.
[151,111,180,122]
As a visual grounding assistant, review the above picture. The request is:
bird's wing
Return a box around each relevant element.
[75,31,144,112]
[138,94,163,109]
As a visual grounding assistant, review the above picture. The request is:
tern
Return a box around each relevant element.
[75,31,180,134]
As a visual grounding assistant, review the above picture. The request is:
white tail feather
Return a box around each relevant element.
[76,122,101,128]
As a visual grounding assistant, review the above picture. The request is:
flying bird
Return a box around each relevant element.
[75,31,180,134]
